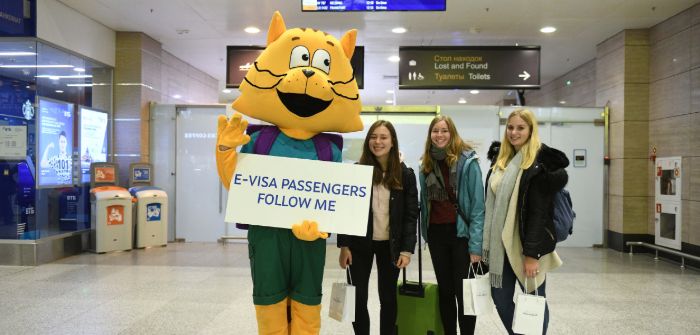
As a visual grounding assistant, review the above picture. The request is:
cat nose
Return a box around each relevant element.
[302,69,315,78]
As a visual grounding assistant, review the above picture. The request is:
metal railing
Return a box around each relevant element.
[626,241,700,270]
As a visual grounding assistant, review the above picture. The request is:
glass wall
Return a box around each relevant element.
[0,39,113,240]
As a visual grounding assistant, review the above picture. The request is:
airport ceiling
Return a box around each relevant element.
[59,0,699,106]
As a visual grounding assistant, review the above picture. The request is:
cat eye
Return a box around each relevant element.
[290,46,310,68]
[311,49,331,74]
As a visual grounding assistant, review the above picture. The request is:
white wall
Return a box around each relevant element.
[37,0,115,66]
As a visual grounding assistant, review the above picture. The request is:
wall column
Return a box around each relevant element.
[113,32,162,184]
[596,30,651,251]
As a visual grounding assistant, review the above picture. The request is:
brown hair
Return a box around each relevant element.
[359,120,403,190]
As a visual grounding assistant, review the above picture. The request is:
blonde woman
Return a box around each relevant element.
[483,109,569,335]
[419,115,484,335]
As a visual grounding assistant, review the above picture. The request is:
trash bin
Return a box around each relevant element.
[129,186,168,248]
[90,186,133,253]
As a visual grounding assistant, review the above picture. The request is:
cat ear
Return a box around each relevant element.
[340,29,357,59]
[267,11,287,46]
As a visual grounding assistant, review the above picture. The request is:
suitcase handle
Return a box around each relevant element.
[401,207,423,290]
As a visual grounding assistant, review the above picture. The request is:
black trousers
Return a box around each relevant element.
[347,240,400,335]
[427,224,477,335]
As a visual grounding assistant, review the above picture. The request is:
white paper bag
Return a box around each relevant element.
[512,290,546,335]
[329,282,355,322]
[463,264,494,316]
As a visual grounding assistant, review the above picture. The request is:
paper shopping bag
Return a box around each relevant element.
[329,282,355,322]
[463,264,494,316]
[512,292,546,335]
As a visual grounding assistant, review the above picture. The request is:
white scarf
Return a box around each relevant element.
[482,151,522,288]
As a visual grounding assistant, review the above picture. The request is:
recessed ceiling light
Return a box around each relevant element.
[0,64,73,68]
[173,94,182,99]
[73,67,85,72]
[470,90,479,94]
[386,90,394,94]
[540,26,557,33]
[559,100,566,104]
[385,99,393,104]
[0,52,36,56]
[458,98,467,104]
[244,26,260,34]
[55,90,64,93]
[222,89,232,93]
[388,55,400,62]
[565,80,572,86]
[391,27,406,34]
[36,75,92,79]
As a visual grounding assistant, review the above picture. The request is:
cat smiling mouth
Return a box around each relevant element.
[276,90,332,117]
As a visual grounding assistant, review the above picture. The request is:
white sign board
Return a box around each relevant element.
[0,125,27,159]
[225,153,373,236]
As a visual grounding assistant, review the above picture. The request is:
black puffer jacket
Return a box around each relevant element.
[517,144,569,259]
[337,163,419,263]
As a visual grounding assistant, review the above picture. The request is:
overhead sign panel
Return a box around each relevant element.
[302,0,446,11]
[399,46,540,90]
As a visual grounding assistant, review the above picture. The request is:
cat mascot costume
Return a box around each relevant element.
[215,11,362,335]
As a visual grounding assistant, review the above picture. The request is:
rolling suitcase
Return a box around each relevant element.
[396,216,444,335]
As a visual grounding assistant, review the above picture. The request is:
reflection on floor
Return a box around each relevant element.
[0,243,698,334]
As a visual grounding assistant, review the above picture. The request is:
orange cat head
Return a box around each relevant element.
[232,12,363,140]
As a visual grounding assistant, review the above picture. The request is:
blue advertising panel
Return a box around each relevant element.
[37,97,74,188]
[0,0,23,35]
[79,107,108,183]
[302,0,445,11]
[0,77,36,120]
[0,0,35,37]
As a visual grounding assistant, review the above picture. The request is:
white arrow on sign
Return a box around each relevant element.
[518,71,531,81]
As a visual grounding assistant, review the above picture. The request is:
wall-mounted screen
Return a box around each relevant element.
[302,0,445,11]
[93,165,116,184]
[37,97,74,188]
[79,106,109,183]
[226,46,364,89]
[132,167,151,183]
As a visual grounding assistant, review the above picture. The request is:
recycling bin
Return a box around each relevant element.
[129,186,168,248]
[90,186,133,253]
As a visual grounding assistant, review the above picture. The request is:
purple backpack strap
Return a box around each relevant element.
[311,133,343,161]
[237,125,280,230]
[249,125,281,155]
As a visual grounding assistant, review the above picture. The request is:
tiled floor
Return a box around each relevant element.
[0,243,698,334]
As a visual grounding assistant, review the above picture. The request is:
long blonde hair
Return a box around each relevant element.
[421,115,472,174]
[494,109,541,170]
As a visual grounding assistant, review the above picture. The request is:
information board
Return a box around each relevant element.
[399,46,540,89]
[0,125,27,159]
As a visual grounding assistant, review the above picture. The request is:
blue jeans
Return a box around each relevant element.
[491,255,549,335]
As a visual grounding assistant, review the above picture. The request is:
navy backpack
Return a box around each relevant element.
[553,188,575,242]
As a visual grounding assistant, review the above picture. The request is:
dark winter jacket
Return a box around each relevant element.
[517,144,569,259]
[337,163,419,263]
